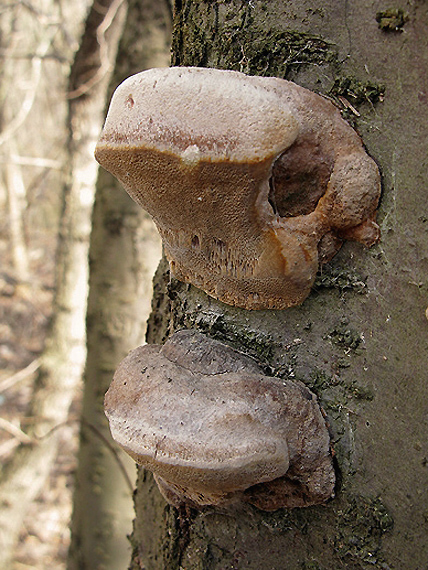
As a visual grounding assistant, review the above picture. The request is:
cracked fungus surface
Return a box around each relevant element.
[105,330,335,510]
[96,67,381,309]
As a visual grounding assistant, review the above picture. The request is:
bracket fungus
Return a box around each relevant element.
[105,330,335,510]
[95,67,381,310]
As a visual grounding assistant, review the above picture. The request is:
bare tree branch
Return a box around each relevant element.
[67,0,126,99]
[0,34,56,147]
[0,418,32,444]
[0,155,62,169]
[0,359,40,392]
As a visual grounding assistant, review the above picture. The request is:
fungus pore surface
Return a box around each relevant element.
[105,330,335,510]
[95,67,381,310]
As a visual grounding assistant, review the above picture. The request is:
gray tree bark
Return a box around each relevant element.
[67,1,170,568]
[123,1,428,569]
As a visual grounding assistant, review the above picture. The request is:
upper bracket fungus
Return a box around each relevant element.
[105,330,335,510]
[95,67,381,310]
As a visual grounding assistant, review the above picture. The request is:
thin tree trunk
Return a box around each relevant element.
[4,141,29,282]
[67,1,170,568]
[0,12,57,283]
[0,1,126,567]
[126,1,428,569]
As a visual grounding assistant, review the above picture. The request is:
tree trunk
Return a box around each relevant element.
[0,3,59,283]
[4,141,29,282]
[0,1,126,567]
[126,1,428,569]
[67,1,170,567]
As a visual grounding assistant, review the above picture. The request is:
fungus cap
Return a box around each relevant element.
[97,66,299,164]
[105,330,335,509]
[96,67,381,310]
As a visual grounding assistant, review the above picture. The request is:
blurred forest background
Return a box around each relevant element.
[1,1,428,569]
[0,1,170,567]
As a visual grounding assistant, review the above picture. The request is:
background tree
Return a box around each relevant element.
[0,2,57,283]
[68,0,170,568]
[114,1,428,569]
[0,0,126,566]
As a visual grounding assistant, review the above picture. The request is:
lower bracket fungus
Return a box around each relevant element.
[105,330,335,510]
[95,66,381,310]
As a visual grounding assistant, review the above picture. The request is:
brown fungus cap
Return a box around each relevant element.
[95,67,380,310]
[105,330,335,509]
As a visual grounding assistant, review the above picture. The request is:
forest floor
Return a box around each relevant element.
[0,231,77,570]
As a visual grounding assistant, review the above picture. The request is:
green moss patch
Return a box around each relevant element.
[376,9,409,32]
[172,2,335,78]
[315,266,368,295]
[329,76,385,106]
[334,496,393,567]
